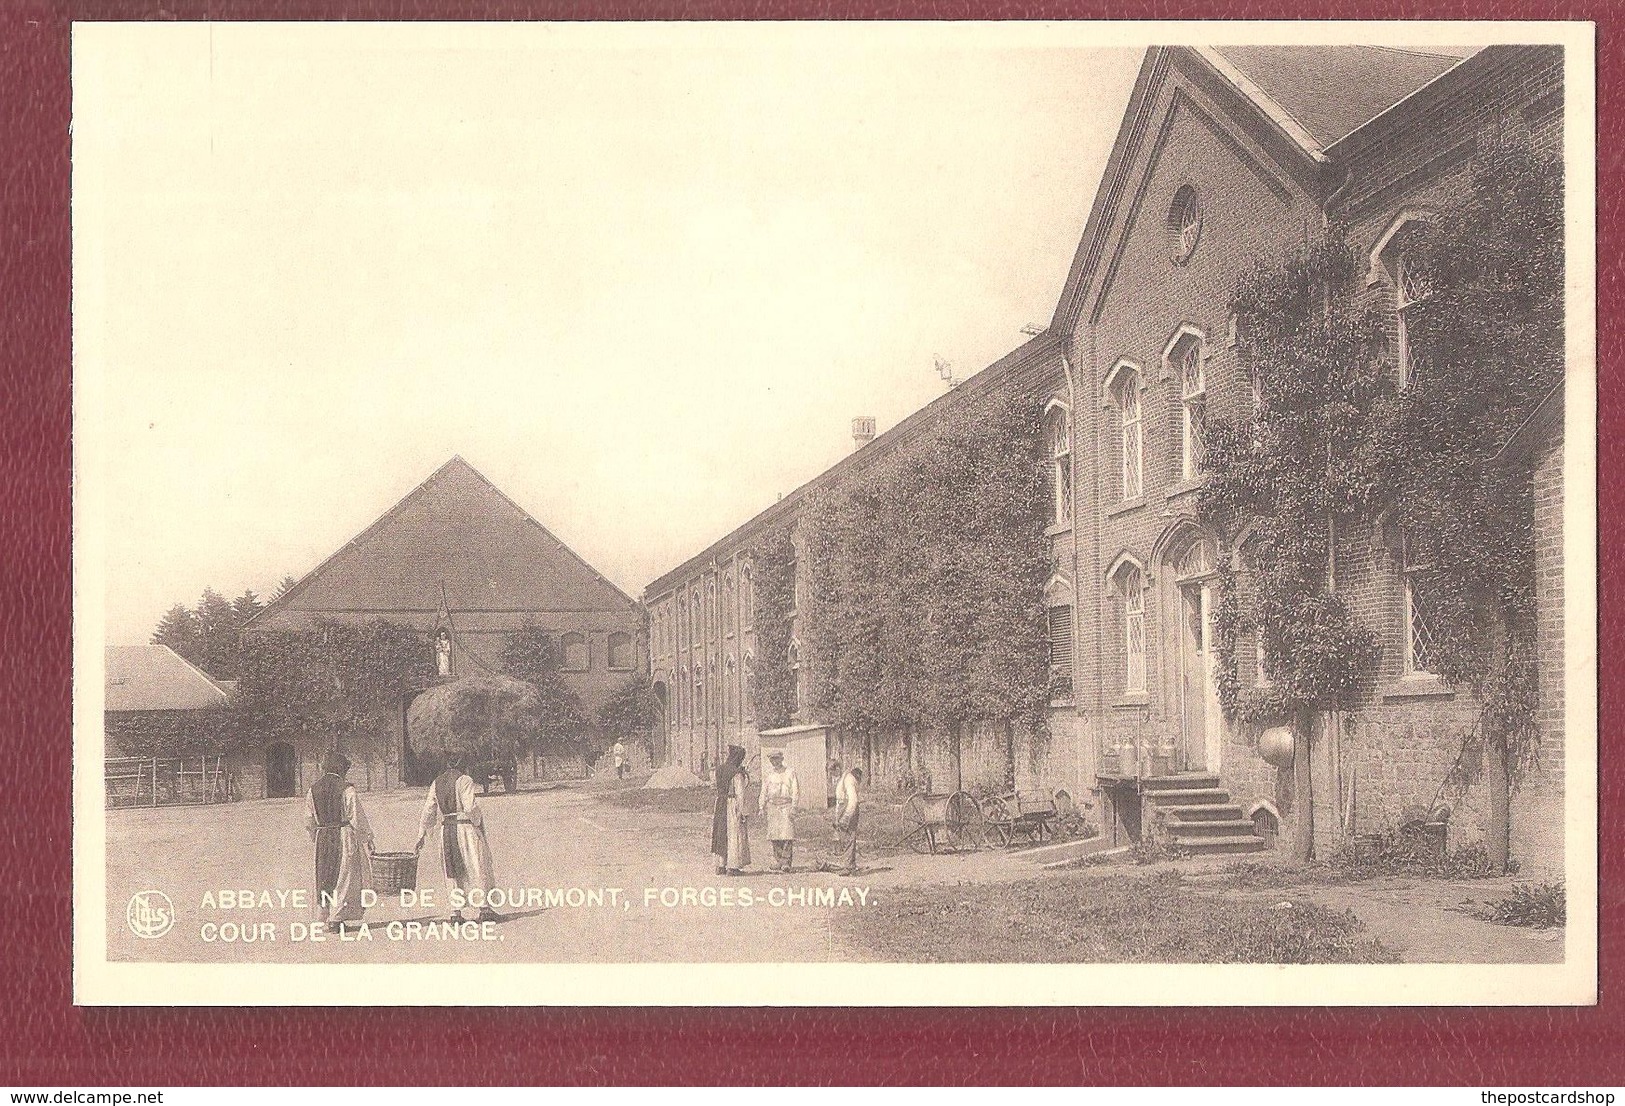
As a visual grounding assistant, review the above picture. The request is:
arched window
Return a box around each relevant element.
[693,665,705,725]
[1172,534,1215,581]
[608,631,634,671]
[1109,562,1147,694]
[561,631,589,672]
[1047,604,1074,690]
[1374,214,1436,389]
[741,563,754,628]
[1044,402,1072,526]
[690,592,701,644]
[679,664,690,724]
[1401,530,1436,676]
[1105,362,1143,503]
[1169,185,1202,263]
[788,639,802,716]
[1166,329,1207,480]
[725,653,737,722]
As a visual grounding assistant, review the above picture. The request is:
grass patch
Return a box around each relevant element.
[1469,881,1566,929]
[837,870,1398,963]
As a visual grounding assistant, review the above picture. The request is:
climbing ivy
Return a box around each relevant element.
[747,526,798,730]
[1198,233,1385,723]
[1200,124,1563,868]
[1384,122,1563,794]
[797,392,1053,738]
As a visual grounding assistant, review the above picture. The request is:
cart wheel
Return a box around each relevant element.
[903,794,934,854]
[942,792,986,853]
[981,796,1013,849]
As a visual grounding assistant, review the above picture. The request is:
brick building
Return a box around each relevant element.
[644,44,1567,867]
[249,456,645,794]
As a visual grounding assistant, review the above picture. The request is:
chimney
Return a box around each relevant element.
[851,416,876,451]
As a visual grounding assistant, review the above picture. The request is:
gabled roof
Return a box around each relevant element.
[106,645,231,713]
[1211,45,1471,150]
[1050,44,1478,338]
[252,456,637,625]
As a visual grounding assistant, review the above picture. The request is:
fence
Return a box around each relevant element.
[106,755,238,808]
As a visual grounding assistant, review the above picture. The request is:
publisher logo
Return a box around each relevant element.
[126,890,175,939]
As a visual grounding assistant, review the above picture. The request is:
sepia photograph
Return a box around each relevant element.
[70,20,1596,1005]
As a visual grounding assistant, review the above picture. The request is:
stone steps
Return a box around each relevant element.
[1141,776,1269,856]
[1170,833,1267,855]
[1157,803,1245,821]
[1145,787,1232,807]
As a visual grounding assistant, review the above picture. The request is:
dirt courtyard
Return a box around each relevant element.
[103,780,1564,964]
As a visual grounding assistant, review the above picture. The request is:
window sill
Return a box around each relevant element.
[1045,521,1074,537]
[1049,698,1076,709]
[1114,693,1149,709]
[1165,477,1206,502]
[1107,498,1146,519]
[608,666,634,674]
[1382,675,1455,702]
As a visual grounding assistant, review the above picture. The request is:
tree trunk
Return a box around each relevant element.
[1484,606,1513,875]
[1486,735,1511,874]
[1291,708,1314,863]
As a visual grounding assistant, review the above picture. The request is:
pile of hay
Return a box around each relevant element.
[644,763,706,791]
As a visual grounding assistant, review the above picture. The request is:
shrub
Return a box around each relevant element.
[1328,825,1504,881]
[1475,881,1566,929]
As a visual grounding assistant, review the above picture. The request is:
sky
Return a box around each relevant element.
[74,23,1144,645]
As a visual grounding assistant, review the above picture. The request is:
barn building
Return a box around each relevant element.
[643,44,1567,871]
[248,456,645,796]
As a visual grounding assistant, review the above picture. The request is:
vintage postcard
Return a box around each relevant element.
[71,19,1597,1006]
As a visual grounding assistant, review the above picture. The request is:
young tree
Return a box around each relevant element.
[500,624,589,750]
[193,587,239,678]
[597,672,658,745]
[151,603,200,660]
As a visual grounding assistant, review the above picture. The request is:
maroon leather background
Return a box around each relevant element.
[2,1,1616,1085]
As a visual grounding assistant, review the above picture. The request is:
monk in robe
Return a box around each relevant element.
[415,756,498,922]
[711,744,751,875]
[304,750,375,932]
[757,749,799,871]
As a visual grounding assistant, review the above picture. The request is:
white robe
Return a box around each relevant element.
[758,766,799,841]
[418,773,496,901]
[305,782,374,923]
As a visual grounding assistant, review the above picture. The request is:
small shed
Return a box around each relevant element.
[757,724,832,810]
[104,645,236,805]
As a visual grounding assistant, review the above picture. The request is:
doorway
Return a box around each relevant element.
[1176,582,1218,772]
[1168,532,1222,775]
[265,742,297,798]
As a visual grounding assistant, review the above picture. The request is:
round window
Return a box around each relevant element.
[1168,185,1202,263]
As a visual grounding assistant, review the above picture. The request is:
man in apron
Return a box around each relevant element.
[757,749,800,871]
